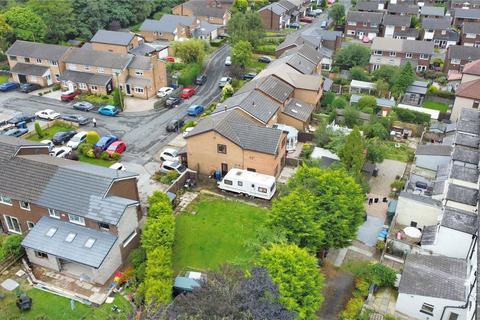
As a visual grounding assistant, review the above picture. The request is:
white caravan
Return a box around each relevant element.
[217,168,276,200]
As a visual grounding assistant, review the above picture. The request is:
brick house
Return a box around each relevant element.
[451,59,480,120]
[387,4,419,16]
[345,11,384,40]
[0,136,141,285]
[444,45,480,73]
[452,8,480,26]
[275,26,342,57]
[356,0,386,12]
[172,0,232,25]
[90,30,140,54]
[139,15,199,41]
[278,0,299,23]
[421,17,459,48]
[461,22,480,47]
[383,14,418,40]
[258,2,290,30]
[450,0,480,9]
[370,37,434,72]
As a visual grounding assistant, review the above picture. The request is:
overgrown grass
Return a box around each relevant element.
[423,100,449,112]
[27,124,74,142]
[0,74,9,84]
[378,141,415,162]
[246,54,274,73]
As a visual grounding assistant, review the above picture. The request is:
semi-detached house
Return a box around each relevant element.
[345,11,384,40]
[461,22,480,47]
[421,17,459,49]
[382,14,417,40]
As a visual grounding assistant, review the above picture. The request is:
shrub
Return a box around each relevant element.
[321,92,336,108]
[112,88,122,109]
[181,120,198,132]
[178,63,202,87]
[332,96,348,109]
[52,83,61,91]
[0,234,24,259]
[353,278,370,298]
[79,143,93,156]
[100,151,110,160]
[86,149,96,158]
[111,152,121,161]
[340,297,364,320]
[34,122,44,138]
[159,170,179,184]
[390,179,405,190]
[221,83,234,102]
[393,107,430,125]
[86,131,100,145]
[302,143,313,159]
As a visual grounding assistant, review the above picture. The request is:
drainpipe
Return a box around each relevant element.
[439,276,476,320]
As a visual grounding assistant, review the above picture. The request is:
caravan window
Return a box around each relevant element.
[237,181,243,186]
[224,179,233,185]
[258,187,267,193]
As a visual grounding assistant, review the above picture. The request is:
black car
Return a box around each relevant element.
[258,56,272,63]
[60,114,90,125]
[7,115,36,126]
[72,101,94,112]
[166,96,182,108]
[242,72,257,80]
[288,22,300,29]
[195,75,207,85]
[52,130,77,145]
[166,119,185,132]
[19,83,41,93]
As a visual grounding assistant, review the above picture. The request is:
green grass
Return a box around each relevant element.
[423,100,449,112]
[246,54,274,73]
[0,288,132,320]
[27,124,74,142]
[0,74,9,84]
[173,195,268,273]
[78,154,116,167]
[378,141,415,162]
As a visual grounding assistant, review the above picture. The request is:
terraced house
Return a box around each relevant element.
[0,136,141,285]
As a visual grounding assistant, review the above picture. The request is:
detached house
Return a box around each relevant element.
[172,0,232,25]
[421,17,459,48]
[0,136,141,286]
[259,3,290,30]
[383,14,417,40]
[452,8,480,26]
[90,30,140,54]
[461,22,480,47]
[139,15,199,42]
[345,11,384,40]
[444,45,480,73]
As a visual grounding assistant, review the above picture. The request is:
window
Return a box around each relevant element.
[237,181,243,186]
[84,238,96,248]
[20,201,30,211]
[55,74,60,81]
[97,67,104,73]
[416,65,427,72]
[123,230,138,247]
[34,251,48,259]
[10,55,17,61]
[420,54,430,60]
[441,30,446,35]
[65,232,76,243]
[50,60,57,66]
[374,50,383,56]
[36,58,42,64]
[79,83,87,90]
[224,179,233,185]
[91,85,98,91]
[0,194,12,205]
[473,101,479,109]
[347,30,356,36]
[448,312,459,320]
[389,51,396,57]
[27,221,35,230]
[99,222,110,231]
[217,144,227,154]
[347,21,356,26]
[68,214,85,226]
[401,25,406,31]
[363,21,368,27]
[258,187,268,193]
[135,87,144,93]
[4,216,21,234]
[48,208,60,219]
[420,303,434,316]
[371,23,378,28]
[135,70,144,76]
[46,227,57,237]
[451,58,461,64]
[24,57,30,63]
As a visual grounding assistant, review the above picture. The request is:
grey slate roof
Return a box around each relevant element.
[257,76,294,103]
[286,54,316,74]
[129,43,157,56]
[383,14,411,26]
[452,146,479,164]
[126,76,151,87]
[10,63,49,77]
[415,144,452,156]
[194,20,220,37]
[64,48,133,69]
[457,108,480,135]
[278,0,296,11]
[283,98,315,122]
[239,90,282,123]
[6,40,70,61]
[346,11,384,24]
[185,109,283,155]
[454,8,480,19]
[128,56,152,70]
[357,1,382,11]
[446,183,479,206]
[422,17,451,30]
[91,30,134,46]
[421,6,445,16]
[420,225,437,245]
[447,45,480,61]
[441,207,478,234]
[371,38,434,54]
[450,164,479,183]
[140,15,196,33]
[463,22,480,34]
[387,4,418,14]
[61,70,112,85]
[399,254,467,301]
[399,191,442,206]
[179,0,229,18]
[22,216,117,268]
[455,132,480,148]
[259,2,287,15]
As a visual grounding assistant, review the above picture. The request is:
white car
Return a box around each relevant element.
[40,140,54,152]
[183,127,194,137]
[109,163,126,171]
[160,148,180,162]
[225,56,232,66]
[219,76,232,88]
[157,87,174,98]
[51,146,72,158]
[67,131,87,149]
[160,160,186,174]
[35,109,60,120]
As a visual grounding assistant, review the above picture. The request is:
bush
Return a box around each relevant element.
[86,149,96,158]
[178,63,202,87]
[86,131,100,145]
[0,235,24,259]
[111,152,121,161]
[100,151,110,160]
[181,120,198,132]
[321,91,336,108]
[353,278,370,298]
[393,107,430,125]
[159,170,179,184]
[340,297,364,320]
[75,93,113,106]
[52,83,61,91]
[79,143,93,156]
[34,122,44,138]
[332,96,348,109]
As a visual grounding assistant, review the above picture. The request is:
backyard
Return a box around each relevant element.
[246,54,275,73]
[378,140,415,162]
[423,100,449,113]
[173,195,268,273]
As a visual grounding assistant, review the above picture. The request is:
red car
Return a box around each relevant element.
[300,16,313,23]
[106,141,126,156]
[165,56,175,62]
[180,87,196,99]
[61,90,81,102]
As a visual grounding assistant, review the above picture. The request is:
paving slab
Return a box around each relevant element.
[1,279,19,291]
[357,215,385,247]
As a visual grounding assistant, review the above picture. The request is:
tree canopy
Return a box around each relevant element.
[232,40,253,68]
[334,44,371,70]
[172,39,207,64]
[391,62,415,98]
[227,11,264,47]
[338,128,366,180]
[4,6,47,42]
[328,3,345,25]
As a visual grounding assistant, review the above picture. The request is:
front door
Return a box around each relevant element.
[18,74,27,83]
[126,84,131,95]
[221,163,228,176]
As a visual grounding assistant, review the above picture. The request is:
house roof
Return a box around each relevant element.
[22,216,117,268]
[6,40,70,61]
[463,59,480,76]
[447,183,479,206]
[194,20,220,37]
[287,44,323,64]
[387,4,418,14]
[447,45,480,60]
[128,56,152,70]
[259,2,287,15]
[421,6,445,16]
[278,0,296,11]
[286,53,316,74]
[357,1,382,11]
[129,43,157,56]
[422,17,452,30]
[452,145,479,164]
[10,63,49,77]
[185,109,283,155]
[257,76,294,103]
[450,164,479,183]
[140,15,196,33]
[178,0,230,18]
[455,132,480,148]
[406,81,428,94]
[256,63,323,91]
[399,191,442,206]
[420,225,438,245]
[454,8,480,19]
[371,37,434,54]
[463,22,480,35]
[60,70,112,85]
[415,144,452,156]
[346,11,384,24]
[456,79,480,100]
[399,254,467,301]
[457,108,480,135]
[90,30,134,46]
[383,14,411,26]
[63,48,133,69]
[283,98,315,122]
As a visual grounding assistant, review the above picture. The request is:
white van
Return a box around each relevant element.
[217,169,276,200]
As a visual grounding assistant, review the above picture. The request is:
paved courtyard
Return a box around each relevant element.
[357,215,385,247]
[369,159,407,196]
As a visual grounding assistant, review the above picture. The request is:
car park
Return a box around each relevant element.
[242,72,257,80]
[94,135,118,150]
[157,87,174,98]
[195,75,207,85]
[166,96,182,108]
[258,56,272,63]
[225,56,232,66]
[166,119,185,132]
[98,105,119,116]
[218,76,232,88]
[60,90,81,102]
[40,140,54,152]
[60,114,90,125]
[187,104,204,117]
[67,131,87,149]
[19,83,41,93]
[180,87,196,99]
[73,101,94,112]
[106,140,126,155]
[52,130,77,145]
[35,109,60,120]
[51,146,72,158]
[109,163,126,171]
[159,160,187,174]
[160,148,180,162]
[0,82,19,92]
[7,115,35,125]
[4,128,28,137]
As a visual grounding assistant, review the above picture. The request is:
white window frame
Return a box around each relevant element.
[4,215,21,234]
[135,87,144,93]
[27,221,35,230]
[123,230,138,247]
[347,21,356,26]
[135,70,144,76]
[451,58,461,64]
[48,208,60,219]
[97,67,105,73]
[0,194,12,205]
[374,50,383,56]
[416,65,427,72]
[68,214,85,226]
[401,25,406,31]
[405,52,412,58]
[36,58,42,64]
[55,74,60,81]
[20,201,30,211]
[389,51,397,57]
[420,303,434,316]
[50,60,57,66]
[79,83,87,90]
[420,53,429,60]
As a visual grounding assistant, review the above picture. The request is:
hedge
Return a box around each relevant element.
[393,107,431,125]
[75,93,114,106]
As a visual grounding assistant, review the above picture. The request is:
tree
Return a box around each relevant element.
[357,95,377,113]
[232,40,253,68]
[338,128,365,179]
[371,65,400,86]
[344,106,360,128]
[350,66,370,81]
[86,131,100,145]
[4,6,47,42]
[334,44,371,70]
[328,3,345,25]
[227,11,264,46]
[374,79,390,98]
[366,139,386,163]
[364,122,389,139]
[112,88,122,109]
[321,91,335,108]
[172,39,206,64]
[144,246,173,304]
[221,83,234,101]
[0,14,12,51]
[391,62,415,98]
[258,244,324,320]
[233,0,248,12]
[332,96,347,109]
[141,214,175,251]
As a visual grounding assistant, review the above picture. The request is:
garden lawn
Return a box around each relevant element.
[27,124,74,142]
[423,100,449,112]
[173,195,268,272]
[79,154,116,167]
[246,54,274,73]
[378,141,415,162]
[0,74,9,84]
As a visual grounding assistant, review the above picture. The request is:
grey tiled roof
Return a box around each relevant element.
[64,48,133,69]
[457,108,480,135]
[128,56,152,70]
[126,76,151,87]
[257,76,294,103]
[455,132,480,148]
[387,4,418,14]
[259,2,287,15]
[91,30,134,45]
[283,98,315,122]
[441,207,478,234]
[10,63,49,77]
[22,216,117,268]
[399,254,467,300]
[454,8,480,19]
[357,1,382,11]
[129,43,157,56]
[421,6,444,16]
[399,191,442,206]
[185,110,283,155]
[447,45,480,61]
[286,54,316,74]
[239,90,282,123]
[420,225,438,245]
[383,14,411,26]
[6,40,70,61]
[446,183,479,206]
[278,0,296,11]
[422,17,451,30]
[179,0,229,18]
[140,15,196,33]
[452,146,479,164]
[346,11,384,23]
[463,22,480,34]
[450,165,479,183]
[416,144,452,156]
[283,44,323,65]
[61,70,112,85]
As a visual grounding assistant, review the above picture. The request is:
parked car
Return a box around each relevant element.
[183,126,194,137]
[4,128,28,137]
[106,140,126,156]
[60,114,90,125]
[19,83,41,93]
[362,35,370,43]
[159,160,187,174]
[320,20,328,29]
[218,76,232,88]
[300,16,313,23]
[187,104,204,117]
[157,87,174,98]
[166,96,182,108]
[73,101,94,112]
[225,56,232,66]
[166,119,185,132]
[98,105,119,116]
[35,109,60,120]
[0,82,19,92]
[60,90,81,102]
[40,139,54,152]
[52,130,77,145]
[195,75,207,85]
[160,148,180,162]
[51,146,72,158]
[306,10,318,17]
[7,115,35,125]
[242,72,257,80]
[258,56,272,63]
[109,163,126,171]
[180,87,196,99]
[67,131,87,149]
[94,135,118,150]
[288,22,300,29]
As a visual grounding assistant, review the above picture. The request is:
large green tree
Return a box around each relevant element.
[227,11,264,47]
[338,128,365,179]
[258,244,325,320]
[328,3,345,25]
[391,62,415,98]
[233,0,248,12]
[0,14,12,51]
[172,39,207,64]
[334,44,371,70]
[4,6,47,42]
[232,40,253,68]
